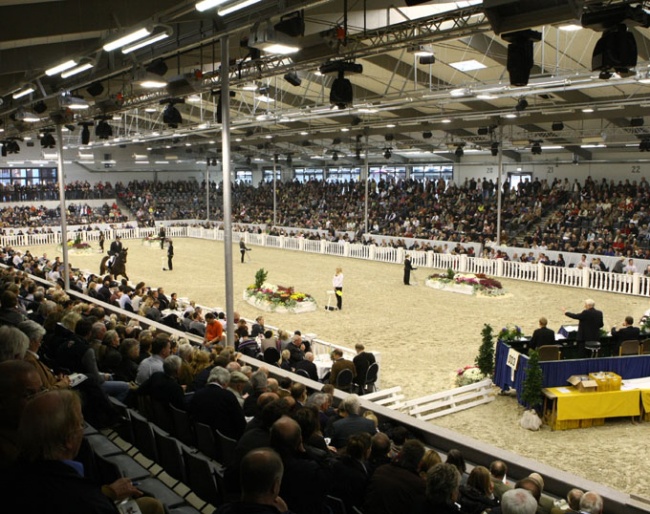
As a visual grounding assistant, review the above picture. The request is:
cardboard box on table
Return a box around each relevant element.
[567,375,598,392]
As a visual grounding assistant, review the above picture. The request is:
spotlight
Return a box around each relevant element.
[86,82,105,97]
[383,148,392,159]
[79,121,93,145]
[161,98,185,128]
[385,134,394,142]
[455,145,464,158]
[33,101,48,114]
[211,158,217,166]
[146,59,168,76]
[639,139,650,152]
[5,140,20,154]
[283,71,302,87]
[592,25,637,77]
[419,54,436,65]
[286,154,292,166]
[40,131,56,149]
[515,98,528,112]
[502,29,541,87]
[332,151,339,161]
[422,131,433,139]
[490,142,499,156]
[631,117,644,127]
[274,11,304,37]
[551,121,564,131]
[94,117,113,139]
[531,141,542,155]
[330,71,353,109]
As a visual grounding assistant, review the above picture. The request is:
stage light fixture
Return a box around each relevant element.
[355,148,361,160]
[275,11,304,37]
[33,101,48,114]
[146,59,168,77]
[332,151,339,161]
[79,121,93,145]
[515,98,528,111]
[5,140,20,154]
[552,121,564,131]
[385,134,394,142]
[94,117,113,139]
[245,156,252,165]
[330,71,353,110]
[384,148,392,159]
[286,154,292,166]
[332,137,342,145]
[502,29,541,87]
[455,145,464,158]
[86,82,105,97]
[422,131,432,139]
[419,54,436,65]
[161,98,185,128]
[631,117,644,127]
[491,142,499,156]
[639,138,650,152]
[284,71,302,87]
[592,24,637,77]
[531,141,542,155]
[40,130,56,149]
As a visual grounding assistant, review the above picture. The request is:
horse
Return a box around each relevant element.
[100,248,129,280]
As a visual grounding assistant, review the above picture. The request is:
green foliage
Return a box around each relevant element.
[74,233,82,245]
[445,267,456,280]
[521,350,544,410]
[254,268,268,290]
[475,324,495,377]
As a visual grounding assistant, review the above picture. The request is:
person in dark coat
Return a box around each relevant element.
[327,394,376,449]
[458,466,499,514]
[610,315,641,354]
[189,366,246,440]
[563,299,604,348]
[403,255,416,285]
[137,355,186,410]
[364,439,426,514]
[413,463,462,514]
[529,317,556,350]
[353,343,376,390]
[330,433,371,513]
[166,240,174,271]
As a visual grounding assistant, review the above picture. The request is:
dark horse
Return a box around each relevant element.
[100,248,129,280]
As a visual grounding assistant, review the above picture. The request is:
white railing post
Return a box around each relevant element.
[397,247,405,264]
[344,241,350,257]
[459,254,468,273]
[496,258,504,277]
[537,262,545,282]
[299,239,305,252]
[582,267,591,289]
[368,245,376,261]
[633,273,641,295]
[320,240,326,254]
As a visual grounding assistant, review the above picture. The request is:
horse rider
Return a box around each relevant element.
[106,235,123,269]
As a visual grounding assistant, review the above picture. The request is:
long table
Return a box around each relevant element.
[542,386,641,430]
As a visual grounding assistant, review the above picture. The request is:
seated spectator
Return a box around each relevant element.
[529,317,556,351]
[294,352,318,381]
[0,325,29,363]
[0,290,27,326]
[137,355,186,410]
[8,389,163,514]
[489,460,512,500]
[18,319,70,389]
[446,449,468,486]
[611,315,641,353]
[135,335,170,385]
[204,312,223,348]
[330,433,371,513]
[578,491,603,514]
[217,448,292,514]
[550,488,583,514]
[228,370,249,408]
[114,338,140,383]
[414,463,461,514]
[364,439,426,514]
[329,348,356,386]
[458,465,499,514]
[327,394,376,449]
[418,449,442,479]
[501,489,538,514]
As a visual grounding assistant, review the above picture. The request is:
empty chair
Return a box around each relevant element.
[170,403,195,446]
[137,394,154,421]
[194,421,218,460]
[130,410,159,466]
[360,362,379,394]
[643,339,650,354]
[108,397,135,447]
[215,429,237,467]
[335,368,354,393]
[584,341,601,358]
[181,446,223,508]
[263,346,281,365]
[537,345,562,361]
[619,339,641,356]
[151,400,174,434]
[152,424,186,486]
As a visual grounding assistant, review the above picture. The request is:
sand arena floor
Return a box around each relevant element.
[33,238,650,498]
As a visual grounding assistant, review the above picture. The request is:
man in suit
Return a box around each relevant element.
[294,352,319,381]
[610,315,641,354]
[106,235,123,269]
[353,343,376,391]
[327,394,376,449]
[137,355,185,410]
[329,348,356,386]
[528,317,556,350]
[489,460,512,501]
[403,255,416,285]
[189,366,246,441]
[562,299,603,351]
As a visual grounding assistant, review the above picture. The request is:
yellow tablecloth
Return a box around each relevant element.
[544,387,641,421]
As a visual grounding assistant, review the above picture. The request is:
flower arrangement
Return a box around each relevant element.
[498,323,524,342]
[245,270,316,312]
[66,240,91,249]
[455,365,485,387]
[426,269,504,296]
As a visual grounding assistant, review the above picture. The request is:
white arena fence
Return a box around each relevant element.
[4,226,650,299]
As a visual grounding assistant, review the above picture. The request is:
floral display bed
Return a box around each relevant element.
[244,283,317,314]
[425,270,505,297]
[58,240,94,255]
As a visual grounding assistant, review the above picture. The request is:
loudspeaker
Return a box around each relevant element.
[591,26,637,73]
[86,82,105,97]
[507,39,534,87]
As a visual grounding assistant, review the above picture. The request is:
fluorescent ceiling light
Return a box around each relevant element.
[122,28,171,54]
[12,85,35,99]
[195,0,229,12]
[477,93,497,100]
[441,118,451,123]
[145,107,157,113]
[259,43,300,55]
[582,107,594,113]
[541,145,563,150]
[218,0,262,16]
[504,113,517,118]
[61,95,89,110]
[449,59,486,72]
[449,88,469,97]
[558,23,582,32]
[103,27,151,52]
[61,61,94,78]
[46,59,77,76]
[257,95,274,103]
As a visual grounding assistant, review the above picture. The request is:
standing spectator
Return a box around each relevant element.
[403,255,416,285]
[332,267,344,310]
[166,240,174,271]
[353,343,376,392]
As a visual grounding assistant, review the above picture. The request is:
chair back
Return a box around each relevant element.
[194,421,218,460]
[170,403,195,446]
[620,339,641,356]
[151,400,174,434]
[215,429,237,467]
[152,424,186,483]
[643,338,650,354]
[537,345,561,361]
[295,368,310,378]
[130,410,159,463]
[364,362,379,385]
[336,368,354,392]
[181,446,223,507]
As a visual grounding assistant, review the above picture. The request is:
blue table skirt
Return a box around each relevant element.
[494,340,650,404]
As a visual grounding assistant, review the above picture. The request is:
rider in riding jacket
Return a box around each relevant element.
[107,236,123,269]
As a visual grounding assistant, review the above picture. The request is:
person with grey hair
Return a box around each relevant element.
[0,325,29,362]
[501,488,538,514]
[244,369,270,417]
[414,463,461,513]
[190,364,246,441]
[19,319,70,390]
[562,299,604,355]
[294,351,319,381]
[228,370,249,407]
[137,354,185,410]
[578,491,603,514]
[328,394,376,449]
